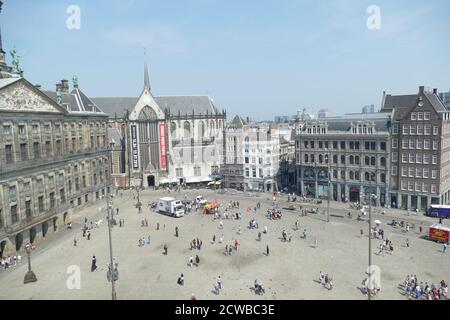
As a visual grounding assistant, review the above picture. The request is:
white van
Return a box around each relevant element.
[158,197,185,217]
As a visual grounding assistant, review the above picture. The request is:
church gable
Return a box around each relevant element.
[129,89,165,121]
[0,78,66,114]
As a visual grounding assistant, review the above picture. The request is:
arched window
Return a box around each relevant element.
[170,122,177,136]
[365,172,370,181]
[333,170,338,179]
[365,156,370,166]
[340,170,346,180]
[304,154,309,163]
[370,172,376,181]
[184,121,191,138]
[201,121,206,137]
[380,157,386,167]
[138,106,157,120]
[341,155,345,165]
[350,155,354,165]
[371,157,376,166]
[210,120,215,134]
[355,171,360,181]
[319,154,323,164]
[380,173,386,183]
[333,155,338,164]
[349,171,354,180]
[355,156,360,165]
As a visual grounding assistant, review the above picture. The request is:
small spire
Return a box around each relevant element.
[144,47,150,91]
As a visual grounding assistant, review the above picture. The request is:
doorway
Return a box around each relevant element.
[147,175,155,187]
[0,241,6,258]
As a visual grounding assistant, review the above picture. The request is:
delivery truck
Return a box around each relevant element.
[157,197,185,217]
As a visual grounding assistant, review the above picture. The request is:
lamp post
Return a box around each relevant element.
[367,193,377,300]
[23,243,37,284]
[325,154,331,223]
[106,144,118,300]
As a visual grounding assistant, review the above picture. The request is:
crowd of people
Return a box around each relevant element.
[402,275,448,300]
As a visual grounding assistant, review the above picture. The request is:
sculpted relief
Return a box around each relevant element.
[0,82,61,113]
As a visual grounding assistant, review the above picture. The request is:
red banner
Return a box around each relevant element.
[159,123,167,169]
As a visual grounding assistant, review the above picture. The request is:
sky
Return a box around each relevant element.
[1,0,450,120]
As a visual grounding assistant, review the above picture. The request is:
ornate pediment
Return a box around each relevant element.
[0,80,63,114]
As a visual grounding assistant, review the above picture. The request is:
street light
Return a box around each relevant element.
[325,154,331,223]
[23,243,37,284]
[106,194,118,300]
[106,144,118,300]
[367,193,377,300]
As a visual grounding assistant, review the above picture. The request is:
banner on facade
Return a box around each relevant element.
[131,125,139,170]
[159,123,167,169]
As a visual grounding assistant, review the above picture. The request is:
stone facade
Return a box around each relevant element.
[295,114,391,206]
[0,78,110,257]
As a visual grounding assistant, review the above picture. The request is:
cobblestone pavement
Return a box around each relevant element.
[1,189,449,300]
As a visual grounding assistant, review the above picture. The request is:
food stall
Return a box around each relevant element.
[203,199,220,214]
[429,224,450,244]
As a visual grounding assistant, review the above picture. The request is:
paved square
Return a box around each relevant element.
[1,189,449,300]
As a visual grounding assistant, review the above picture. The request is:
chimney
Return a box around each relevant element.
[433,88,438,94]
[56,83,62,92]
[60,79,69,93]
[419,86,425,93]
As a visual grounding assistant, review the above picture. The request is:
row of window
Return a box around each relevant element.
[300,140,386,151]
[400,180,437,193]
[175,166,220,178]
[245,168,269,178]
[3,135,107,165]
[393,138,439,150]
[394,166,438,179]
[302,154,386,167]
[330,170,386,183]
[2,122,106,137]
[393,124,438,135]
[2,188,108,228]
[410,112,431,121]
[392,153,438,164]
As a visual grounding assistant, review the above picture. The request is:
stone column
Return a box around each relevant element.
[407,194,411,210]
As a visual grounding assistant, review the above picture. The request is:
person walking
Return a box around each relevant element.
[175,226,179,237]
[164,244,168,255]
[195,255,200,266]
[406,238,410,248]
[177,273,184,286]
[212,234,216,244]
[266,244,270,256]
[87,231,91,241]
[258,232,262,241]
[73,237,77,247]
[91,256,97,272]
[360,229,363,238]
[219,221,223,229]
[157,222,160,230]
[443,243,448,253]
[189,256,193,267]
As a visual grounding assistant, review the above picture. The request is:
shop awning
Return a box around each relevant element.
[186,176,213,184]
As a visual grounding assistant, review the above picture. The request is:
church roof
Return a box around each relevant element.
[92,95,221,119]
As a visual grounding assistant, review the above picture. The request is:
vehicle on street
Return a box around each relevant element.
[157,197,185,218]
